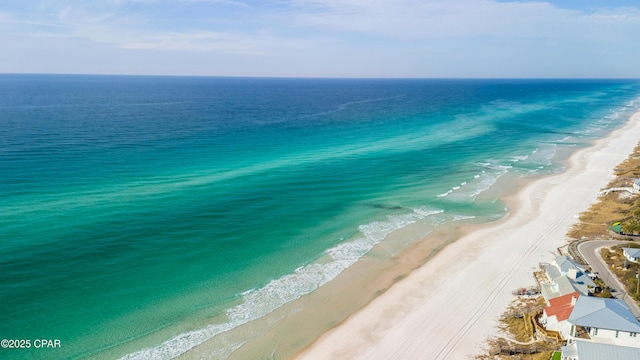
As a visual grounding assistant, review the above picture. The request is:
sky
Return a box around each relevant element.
[1,0,640,78]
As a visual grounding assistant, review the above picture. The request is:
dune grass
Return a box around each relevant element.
[568,145,640,240]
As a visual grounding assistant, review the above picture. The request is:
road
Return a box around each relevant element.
[577,240,640,318]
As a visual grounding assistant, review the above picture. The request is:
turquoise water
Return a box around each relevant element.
[1,76,639,359]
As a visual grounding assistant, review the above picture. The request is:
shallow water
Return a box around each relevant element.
[1,76,639,359]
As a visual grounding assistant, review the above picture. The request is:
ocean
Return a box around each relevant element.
[1,75,639,359]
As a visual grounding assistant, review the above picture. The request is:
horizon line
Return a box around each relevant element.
[1,72,639,81]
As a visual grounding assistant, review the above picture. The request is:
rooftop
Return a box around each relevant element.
[543,257,595,298]
[568,296,640,333]
[542,274,592,301]
[545,264,561,280]
[624,247,640,259]
[561,339,640,360]
[544,292,579,322]
[555,255,586,274]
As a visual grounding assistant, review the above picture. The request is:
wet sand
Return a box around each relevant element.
[294,110,640,360]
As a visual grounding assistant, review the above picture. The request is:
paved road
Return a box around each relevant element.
[577,240,640,318]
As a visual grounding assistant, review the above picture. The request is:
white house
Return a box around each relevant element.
[567,296,640,348]
[541,256,596,301]
[541,292,580,340]
[561,339,640,360]
[554,256,587,275]
[623,247,640,263]
[633,179,640,194]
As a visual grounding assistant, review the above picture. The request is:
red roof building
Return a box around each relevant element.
[544,292,580,321]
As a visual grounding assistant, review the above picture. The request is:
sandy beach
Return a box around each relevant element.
[295,110,640,360]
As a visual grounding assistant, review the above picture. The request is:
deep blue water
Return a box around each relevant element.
[1,75,639,359]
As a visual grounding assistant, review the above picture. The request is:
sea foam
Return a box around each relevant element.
[120,208,444,360]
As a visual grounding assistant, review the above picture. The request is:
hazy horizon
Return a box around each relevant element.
[1,0,640,78]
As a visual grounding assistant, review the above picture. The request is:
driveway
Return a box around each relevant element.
[577,240,640,318]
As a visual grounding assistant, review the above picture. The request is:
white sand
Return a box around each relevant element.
[296,111,640,360]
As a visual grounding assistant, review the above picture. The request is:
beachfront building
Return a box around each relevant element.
[567,296,640,348]
[554,256,587,276]
[598,179,640,197]
[633,179,640,194]
[541,256,596,301]
[561,339,640,360]
[541,275,577,301]
[623,247,640,263]
[540,292,580,339]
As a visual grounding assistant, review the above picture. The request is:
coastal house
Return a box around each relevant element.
[633,179,640,194]
[598,179,640,197]
[541,273,576,300]
[561,339,640,360]
[567,296,640,348]
[623,247,640,263]
[554,256,587,275]
[540,292,580,339]
[541,256,596,301]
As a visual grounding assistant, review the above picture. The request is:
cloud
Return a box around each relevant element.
[180,0,252,7]
[1,1,269,53]
[7,1,640,50]
[1,0,640,76]
[281,0,640,41]
[111,0,160,5]
[115,31,272,54]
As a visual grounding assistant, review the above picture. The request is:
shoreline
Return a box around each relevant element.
[293,110,640,360]
[181,178,524,359]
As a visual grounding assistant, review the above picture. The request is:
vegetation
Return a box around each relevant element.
[568,145,640,239]
[622,209,640,235]
[481,146,640,359]
[476,297,558,360]
[600,245,640,301]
